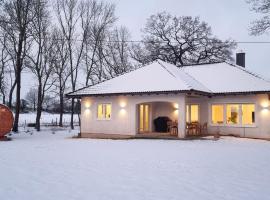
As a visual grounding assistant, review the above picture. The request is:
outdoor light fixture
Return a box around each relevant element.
[174,103,179,110]
[85,101,91,108]
[119,100,127,108]
[261,101,270,109]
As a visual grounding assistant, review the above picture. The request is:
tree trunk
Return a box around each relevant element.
[70,97,74,129]
[59,91,64,127]
[35,83,42,131]
[12,35,23,132]
[8,81,16,108]
[33,100,36,111]
[3,94,6,105]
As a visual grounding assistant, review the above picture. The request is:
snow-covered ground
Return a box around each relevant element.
[1,130,270,200]
[18,112,79,126]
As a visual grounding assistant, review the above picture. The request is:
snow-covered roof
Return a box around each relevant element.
[67,60,270,97]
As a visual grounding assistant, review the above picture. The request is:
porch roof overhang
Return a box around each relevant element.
[66,89,270,99]
[65,89,211,98]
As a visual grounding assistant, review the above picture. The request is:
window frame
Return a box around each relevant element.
[97,103,112,121]
[186,104,200,123]
[211,104,225,125]
[209,103,257,128]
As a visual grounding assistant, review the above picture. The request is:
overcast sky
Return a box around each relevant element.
[22,0,270,97]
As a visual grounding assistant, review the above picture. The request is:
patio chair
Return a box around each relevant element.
[200,122,208,135]
[170,121,178,136]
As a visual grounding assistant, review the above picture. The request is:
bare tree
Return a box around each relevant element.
[55,0,116,128]
[55,0,81,129]
[0,33,10,104]
[25,88,38,111]
[131,12,236,66]
[51,27,70,127]
[81,0,116,85]
[0,0,35,132]
[102,27,133,79]
[27,0,55,131]
[247,0,270,35]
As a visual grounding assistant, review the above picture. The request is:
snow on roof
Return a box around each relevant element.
[67,60,270,97]
[182,62,270,93]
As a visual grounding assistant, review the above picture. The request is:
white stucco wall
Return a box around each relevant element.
[80,94,186,137]
[206,94,270,139]
[80,93,270,139]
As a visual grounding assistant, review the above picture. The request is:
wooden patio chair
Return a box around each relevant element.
[167,121,172,133]
[200,122,208,135]
[170,121,178,136]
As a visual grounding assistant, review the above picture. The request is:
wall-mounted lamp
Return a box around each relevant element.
[119,101,127,108]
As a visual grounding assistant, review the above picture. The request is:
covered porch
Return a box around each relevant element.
[135,95,208,138]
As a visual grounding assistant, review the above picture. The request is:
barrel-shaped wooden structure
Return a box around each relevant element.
[0,104,14,137]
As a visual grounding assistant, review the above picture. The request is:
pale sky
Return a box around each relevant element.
[22,0,270,97]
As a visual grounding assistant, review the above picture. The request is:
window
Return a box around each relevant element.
[211,104,224,124]
[242,104,255,125]
[210,103,256,126]
[97,103,112,120]
[186,104,199,123]
[226,104,239,124]
[186,105,189,122]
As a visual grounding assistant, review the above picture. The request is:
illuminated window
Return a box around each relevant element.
[190,105,199,122]
[211,105,224,124]
[186,104,199,123]
[186,105,189,122]
[97,103,112,120]
[226,104,239,125]
[242,104,255,125]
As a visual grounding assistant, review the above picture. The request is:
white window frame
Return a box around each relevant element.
[97,103,112,121]
[209,103,257,128]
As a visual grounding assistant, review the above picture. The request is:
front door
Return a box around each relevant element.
[139,104,150,133]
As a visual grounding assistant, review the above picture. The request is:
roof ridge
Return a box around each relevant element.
[158,60,212,92]
[179,69,213,93]
[224,61,270,83]
[179,61,225,68]
[157,60,192,89]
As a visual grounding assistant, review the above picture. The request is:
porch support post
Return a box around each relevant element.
[178,95,186,138]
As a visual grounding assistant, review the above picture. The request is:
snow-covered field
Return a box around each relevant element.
[18,113,79,126]
[1,130,270,200]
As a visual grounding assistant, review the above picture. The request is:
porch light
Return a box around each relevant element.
[261,100,270,109]
[174,103,179,110]
[120,101,127,108]
[84,101,91,108]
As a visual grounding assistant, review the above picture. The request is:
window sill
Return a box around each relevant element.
[96,119,111,121]
[210,124,257,128]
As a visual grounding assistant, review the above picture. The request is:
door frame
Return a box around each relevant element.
[138,103,151,133]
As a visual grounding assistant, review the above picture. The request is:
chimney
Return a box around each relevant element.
[236,52,245,68]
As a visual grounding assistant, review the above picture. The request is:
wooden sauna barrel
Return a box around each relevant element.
[0,104,14,137]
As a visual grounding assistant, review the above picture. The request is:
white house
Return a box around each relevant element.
[67,56,270,139]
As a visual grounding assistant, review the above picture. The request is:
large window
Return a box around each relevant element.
[211,104,224,124]
[226,104,240,125]
[186,104,199,123]
[242,104,255,125]
[210,103,256,126]
[97,103,112,120]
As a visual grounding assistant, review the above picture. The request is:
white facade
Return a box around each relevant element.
[81,94,186,138]
[67,60,270,139]
[80,93,270,139]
